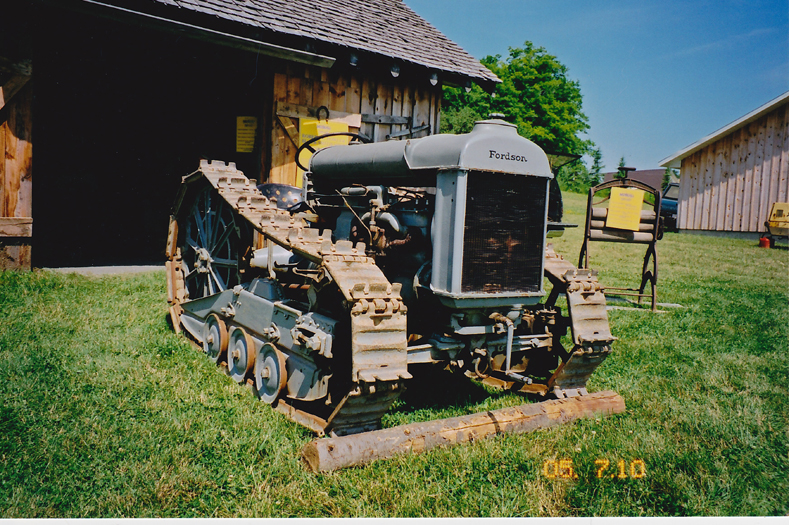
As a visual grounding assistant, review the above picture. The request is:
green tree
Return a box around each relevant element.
[589,147,603,186]
[442,41,599,193]
[662,167,679,189]
[614,156,627,179]
[442,41,592,157]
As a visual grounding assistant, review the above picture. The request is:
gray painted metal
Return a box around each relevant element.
[309,120,553,184]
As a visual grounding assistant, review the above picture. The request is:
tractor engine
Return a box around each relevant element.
[302,119,561,388]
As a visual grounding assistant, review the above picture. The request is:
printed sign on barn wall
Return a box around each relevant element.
[236,116,258,153]
[606,187,645,231]
[296,118,350,187]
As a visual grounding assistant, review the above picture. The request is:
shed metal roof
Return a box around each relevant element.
[81,0,499,86]
[660,90,789,169]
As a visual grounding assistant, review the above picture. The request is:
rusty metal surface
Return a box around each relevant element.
[302,390,626,472]
[166,160,410,435]
[543,246,615,398]
[167,161,621,442]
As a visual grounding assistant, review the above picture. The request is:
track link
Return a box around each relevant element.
[544,245,616,398]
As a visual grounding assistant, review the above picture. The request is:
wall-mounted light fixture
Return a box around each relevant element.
[390,64,400,78]
[429,72,439,86]
[349,53,359,67]
[464,80,473,93]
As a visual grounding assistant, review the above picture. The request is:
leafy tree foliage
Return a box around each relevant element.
[441,41,596,192]
[555,148,602,194]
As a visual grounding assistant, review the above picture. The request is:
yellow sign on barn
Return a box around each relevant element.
[606,187,645,231]
[236,116,258,153]
[296,118,350,186]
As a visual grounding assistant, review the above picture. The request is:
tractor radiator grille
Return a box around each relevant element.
[462,171,547,294]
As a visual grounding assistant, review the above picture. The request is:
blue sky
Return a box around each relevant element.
[404,0,789,172]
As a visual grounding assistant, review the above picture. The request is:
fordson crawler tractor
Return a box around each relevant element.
[165,119,618,456]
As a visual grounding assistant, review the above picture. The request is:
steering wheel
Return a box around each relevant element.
[295,132,370,172]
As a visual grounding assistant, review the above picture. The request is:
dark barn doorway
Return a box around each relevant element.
[33,9,271,267]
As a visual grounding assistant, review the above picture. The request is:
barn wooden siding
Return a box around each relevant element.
[678,102,789,232]
[268,64,441,187]
[0,58,33,270]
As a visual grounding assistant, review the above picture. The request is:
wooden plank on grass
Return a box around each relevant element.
[302,390,626,472]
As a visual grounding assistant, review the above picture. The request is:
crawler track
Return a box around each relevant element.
[166,160,409,436]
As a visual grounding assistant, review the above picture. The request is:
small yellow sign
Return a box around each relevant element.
[606,187,645,231]
[236,116,258,153]
[296,118,350,186]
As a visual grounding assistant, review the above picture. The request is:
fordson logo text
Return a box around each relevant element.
[489,150,528,162]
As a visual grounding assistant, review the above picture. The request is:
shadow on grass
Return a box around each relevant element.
[390,365,512,415]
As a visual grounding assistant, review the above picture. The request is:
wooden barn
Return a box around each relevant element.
[0,0,498,269]
[660,91,789,234]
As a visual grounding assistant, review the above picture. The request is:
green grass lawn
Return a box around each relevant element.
[1,191,787,517]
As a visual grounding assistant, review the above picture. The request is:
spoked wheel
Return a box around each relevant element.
[254,343,288,404]
[227,326,255,383]
[181,185,249,301]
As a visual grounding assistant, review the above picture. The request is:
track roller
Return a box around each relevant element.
[227,326,255,383]
[202,313,228,363]
[254,343,288,404]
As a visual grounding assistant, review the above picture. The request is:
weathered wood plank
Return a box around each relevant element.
[347,75,362,116]
[360,77,376,140]
[313,75,330,109]
[329,72,347,113]
[699,143,713,230]
[277,115,299,146]
[269,72,290,185]
[299,71,313,107]
[729,128,744,231]
[0,118,6,218]
[374,82,392,140]
[433,90,442,135]
[0,241,31,270]
[287,74,301,105]
[413,86,431,138]
[749,115,767,231]
[687,152,699,229]
[717,133,732,230]
[302,390,626,473]
[777,106,789,203]
[767,106,785,208]
[4,84,32,219]
[1,82,32,270]
[362,114,409,125]
[740,121,758,232]
[677,158,690,230]
[759,110,777,232]
[709,138,723,229]
[275,102,362,128]
[0,217,32,237]
[390,83,403,137]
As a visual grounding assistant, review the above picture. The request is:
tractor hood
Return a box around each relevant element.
[308,119,552,187]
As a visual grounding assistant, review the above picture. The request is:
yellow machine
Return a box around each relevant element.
[765,202,789,239]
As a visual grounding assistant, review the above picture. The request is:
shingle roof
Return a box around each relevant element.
[126,0,499,85]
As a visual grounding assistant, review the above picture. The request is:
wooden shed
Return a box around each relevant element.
[660,91,789,234]
[0,0,498,269]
